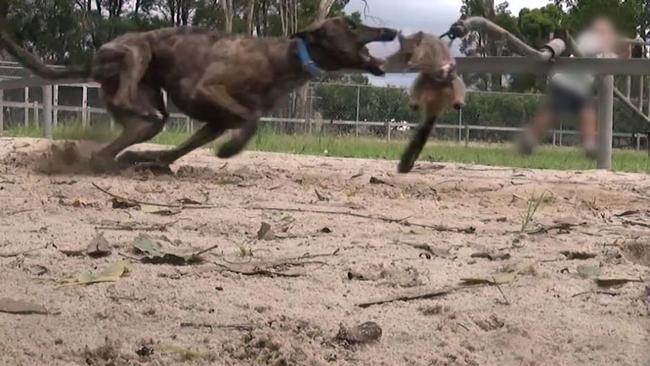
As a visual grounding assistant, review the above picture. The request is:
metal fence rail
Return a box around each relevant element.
[1,95,647,150]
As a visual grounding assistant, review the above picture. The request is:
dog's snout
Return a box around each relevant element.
[378,28,398,42]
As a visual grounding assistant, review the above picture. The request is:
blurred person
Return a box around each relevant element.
[518,17,630,158]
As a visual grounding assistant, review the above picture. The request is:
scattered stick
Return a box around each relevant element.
[615,210,648,217]
[528,222,585,235]
[95,220,178,232]
[0,247,42,258]
[2,209,33,217]
[571,290,619,298]
[492,276,511,305]
[623,220,650,229]
[246,206,476,234]
[213,262,302,278]
[180,322,255,331]
[92,182,221,210]
[357,287,455,308]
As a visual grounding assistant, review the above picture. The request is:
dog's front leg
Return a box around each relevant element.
[217,119,258,158]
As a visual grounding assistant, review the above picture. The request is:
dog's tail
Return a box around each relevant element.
[0,31,91,81]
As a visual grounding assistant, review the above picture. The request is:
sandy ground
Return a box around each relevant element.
[0,137,649,366]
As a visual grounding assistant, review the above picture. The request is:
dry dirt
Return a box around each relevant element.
[1,137,649,366]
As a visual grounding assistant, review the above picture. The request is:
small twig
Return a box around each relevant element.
[92,182,221,210]
[357,287,455,308]
[492,276,510,305]
[246,205,476,234]
[180,322,255,331]
[623,220,650,229]
[2,209,33,217]
[571,290,619,298]
[95,221,178,232]
[191,244,220,258]
[213,262,302,278]
[0,247,42,258]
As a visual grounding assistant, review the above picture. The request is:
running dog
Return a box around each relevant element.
[0,18,397,171]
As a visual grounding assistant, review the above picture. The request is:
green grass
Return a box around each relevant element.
[4,124,649,173]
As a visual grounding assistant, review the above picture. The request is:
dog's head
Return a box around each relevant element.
[387,31,456,82]
[293,17,397,76]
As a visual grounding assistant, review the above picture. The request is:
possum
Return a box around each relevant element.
[385,32,466,173]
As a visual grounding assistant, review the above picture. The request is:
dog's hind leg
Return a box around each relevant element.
[118,123,227,166]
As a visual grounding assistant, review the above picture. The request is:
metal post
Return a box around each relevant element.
[552,130,556,146]
[355,86,360,137]
[42,85,52,139]
[464,124,470,147]
[636,134,641,151]
[626,75,631,98]
[597,75,614,170]
[81,85,88,128]
[24,87,29,127]
[0,90,4,133]
[386,120,391,142]
[559,121,563,146]
[186,117,192,133]
[33,101,38,127]
[639,76,644,112]
[53,85,59,127]
[646,78,650,117]
[458,108,463,142]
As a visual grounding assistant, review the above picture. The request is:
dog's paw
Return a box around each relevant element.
[217,141,244,159]
[397,159,415,174]
[89,153,120,173]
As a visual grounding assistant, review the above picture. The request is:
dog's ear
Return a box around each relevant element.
[292,20,325,43]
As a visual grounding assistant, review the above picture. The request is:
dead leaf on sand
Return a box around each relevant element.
[560,251,597,260]
[86,233,112,258]
[58,260,129,287]
[470,252,511,261]
[577,265,602,279]
[140,204,180,216]
[595,278,644,288]
[132,234,217,265]
[111,197,138,209]
[460,272,516,286]
[0,298,48,315]
[257,222,275,240]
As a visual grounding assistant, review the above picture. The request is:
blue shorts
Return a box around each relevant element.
[547,84,592,116]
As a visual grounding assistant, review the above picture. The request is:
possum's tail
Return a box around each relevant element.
[398,116,436,174]
[0,31,91,81]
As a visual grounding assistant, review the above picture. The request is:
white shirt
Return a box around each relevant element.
[550,31,617,97]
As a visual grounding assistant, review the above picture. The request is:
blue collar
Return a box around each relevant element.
[296,38,322,78]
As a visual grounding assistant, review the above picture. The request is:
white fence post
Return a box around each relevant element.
[81,85,88,128]
[33,101,38,127]
[639,76,644,112]
[43,85,53,139]
[0,90,4,133]
[355,86,360,137]
[53,85,59,127]
[597,75,614,170]
[24,87,29,127]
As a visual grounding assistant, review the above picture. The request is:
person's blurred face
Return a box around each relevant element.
[590,18,617,51]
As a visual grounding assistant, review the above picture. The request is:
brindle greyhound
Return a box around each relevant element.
[385,31,466,173]
[0,18,397,171]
